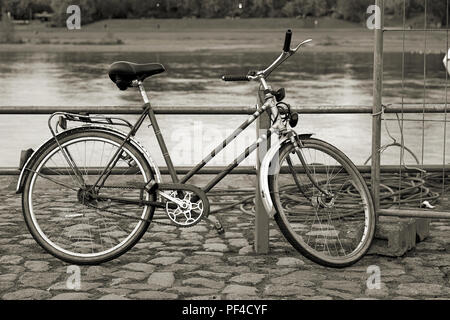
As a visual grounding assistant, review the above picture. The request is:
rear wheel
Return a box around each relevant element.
[22,129,156,265]
[269,138,375,268]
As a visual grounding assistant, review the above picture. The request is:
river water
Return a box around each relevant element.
[0,51,449,168]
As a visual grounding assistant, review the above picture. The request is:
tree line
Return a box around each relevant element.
[1,0,449,26]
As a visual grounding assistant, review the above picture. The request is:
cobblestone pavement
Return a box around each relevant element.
[1,175,450,300]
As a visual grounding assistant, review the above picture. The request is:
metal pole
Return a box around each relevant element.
[255,92,270,254]
[379,209,450,220]
[372,0,384,222]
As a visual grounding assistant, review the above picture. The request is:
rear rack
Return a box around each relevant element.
[52,112,133,133]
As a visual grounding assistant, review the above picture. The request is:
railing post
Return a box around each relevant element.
[372,0,384,222]
[255,93,270,254]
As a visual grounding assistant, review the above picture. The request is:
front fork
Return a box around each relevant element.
[288,133,332,198]
[259,132,333,218]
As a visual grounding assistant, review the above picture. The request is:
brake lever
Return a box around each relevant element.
[292,39,313,53]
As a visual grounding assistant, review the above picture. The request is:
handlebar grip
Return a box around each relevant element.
[283,29,292,52]
[222,75,249,82]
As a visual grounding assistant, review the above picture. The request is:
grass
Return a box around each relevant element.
[2,17,449,54]
[59,17,363,33]
[11,17,363,35]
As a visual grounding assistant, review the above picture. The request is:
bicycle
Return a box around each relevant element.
[16,30,375,268]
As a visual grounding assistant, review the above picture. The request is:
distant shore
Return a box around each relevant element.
[1,18,448,54]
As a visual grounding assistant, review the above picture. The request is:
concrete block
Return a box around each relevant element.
[369,216,431,257]
[415,218,431,242]
[369,216,416,257]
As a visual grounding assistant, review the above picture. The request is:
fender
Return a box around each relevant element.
[259,134,313,218]
[16,125,162,194]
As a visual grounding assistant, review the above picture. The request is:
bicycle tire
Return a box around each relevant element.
[269,138,376,268]
[22,127,157,265]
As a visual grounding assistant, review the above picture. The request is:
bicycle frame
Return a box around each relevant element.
[90,79,283,197]
[89,36,315,196]
[16,33,316,209]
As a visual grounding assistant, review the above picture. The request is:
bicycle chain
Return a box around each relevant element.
[83,185,197,227]
[84,201,153,223]
[84,202,202,228]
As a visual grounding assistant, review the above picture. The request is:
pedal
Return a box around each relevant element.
[206,216,225,235]
[214,222,225,235]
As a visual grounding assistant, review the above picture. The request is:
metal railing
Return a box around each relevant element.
[1,104,450,115]
[2,102,450,253]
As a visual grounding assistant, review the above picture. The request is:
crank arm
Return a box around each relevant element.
[157,183,210,214]
[158,191,185,206]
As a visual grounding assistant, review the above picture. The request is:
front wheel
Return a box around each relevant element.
[269,138,375,268]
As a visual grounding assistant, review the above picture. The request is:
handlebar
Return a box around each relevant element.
[221,75,249,82]
[283,29,292,52]
[221,30,312,82]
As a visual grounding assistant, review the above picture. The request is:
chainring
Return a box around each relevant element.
[161,184,210,228]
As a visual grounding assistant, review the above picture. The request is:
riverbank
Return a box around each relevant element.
[1,18,448,54]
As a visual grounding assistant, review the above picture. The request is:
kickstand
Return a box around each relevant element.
[206,215,225,235]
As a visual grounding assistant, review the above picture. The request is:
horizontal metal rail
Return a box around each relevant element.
[0,104,450,115]
[384,28,450,32]
[0,167,257,176]
[380,209,450,220]
[2,165,450,176]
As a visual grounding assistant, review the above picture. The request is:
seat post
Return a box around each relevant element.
[136,80,179,184]
[137,81,150,104]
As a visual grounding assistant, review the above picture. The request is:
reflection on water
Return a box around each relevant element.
[0,51,449,167]
[0,51,377,106]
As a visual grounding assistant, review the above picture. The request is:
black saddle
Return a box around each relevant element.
[108,61,166,90]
